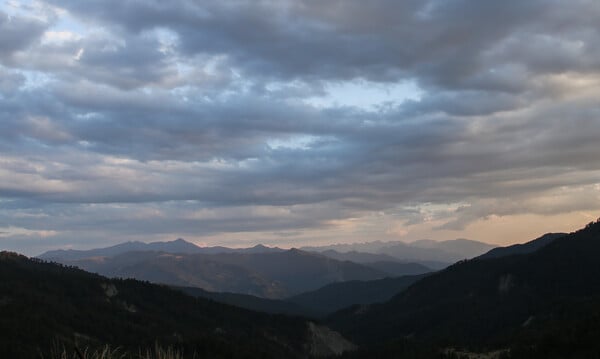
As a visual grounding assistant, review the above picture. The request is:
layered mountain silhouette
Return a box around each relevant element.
[477,232,566,259]
[317,250,433,275]
[39,239,284,261]
[175,286,316,317]
[39,237,490,270]
[328,220,600,357]
[7,221,600,358]
[176,273,434,318]
[303,238,494,267]
[288,274,428,316]
[46,248,389,298]
[0,251,355,358]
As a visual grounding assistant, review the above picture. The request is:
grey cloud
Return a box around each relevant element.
[0,200,356,251]
[0,67,25,94]
[9,32,179,90]
[0,11,49,59]
[2,79,599,211]
[2,1,600,253]
[400,90,527,117]
[30,0,600,101]
[45,0,597,92]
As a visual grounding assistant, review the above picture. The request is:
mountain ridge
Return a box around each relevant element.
[50,248,389,298]
[38,239,285,261]
[0,251,357,358]
[327,220,600,357]
[302,238,495,265]
[477,232,567,259]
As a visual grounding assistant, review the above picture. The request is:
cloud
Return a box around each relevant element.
[2,0,600,254]
[0,10,49,58]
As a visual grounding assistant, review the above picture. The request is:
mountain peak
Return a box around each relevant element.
[172,238,190,244]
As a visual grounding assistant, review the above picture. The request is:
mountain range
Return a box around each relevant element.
[37,237,494,296]
[302,238,495,266]
[0,251,355,358]
[477,232,566,259]
[40,237,494,269]
[47,248,392,298]
[316,250,433,275]
[34,236,499,315]
[288,274,429,316]
[328,221,600,357]
[39,240,284,261]
[5,221,600,358]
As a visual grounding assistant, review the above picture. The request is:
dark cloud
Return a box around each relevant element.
[1,1,600,254]
[44,0,598,89]
[0,11,49,59]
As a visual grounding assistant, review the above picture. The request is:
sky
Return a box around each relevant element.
[1,0,600,256]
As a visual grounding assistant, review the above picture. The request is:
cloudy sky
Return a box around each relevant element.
[1,0,600,255]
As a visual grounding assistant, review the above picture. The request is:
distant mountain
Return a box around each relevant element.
[175,286,315,317]
[409,238,496,259]
[303,238,495,265]
[318,250,402,263]
[363,261,431,276]
[377,239,495,263]
[68,251,290,298]
[38,239,284,261]
[55,249,388,298]
[288,274,428,316]
[177,272,428,319]
[190,244,286,255]
[239,244,286,254]
[314,250,432,276]
[202,249,388,296]
[328,220,600,357]
[38,238,203,261]
[0,251,356,358]
[302,241,391,254]
[477,232,566,259]
[40,237,481,269]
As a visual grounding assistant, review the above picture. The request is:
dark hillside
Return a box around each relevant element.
[329,220,600,357]
[0,252,348,358]
[289,274,428,316]
[478,232,566,259]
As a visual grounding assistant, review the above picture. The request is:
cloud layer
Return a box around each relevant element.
[1,0,600,254]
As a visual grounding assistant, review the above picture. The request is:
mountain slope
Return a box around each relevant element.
[38,238,203,261]
[303,239,494,265]
[0,252,357,358]
[205,249,389,296]
[363,261,432,276]
[478,232,566,259]
[316,250,433,276]
[67,251,290,298]
[38,240,284,261]
[317,250,403,264]
[376,240,494,263]
[410,238,496,259]
[328,220,600,356]
[176,286,316,317]
[58,249,388,298]
[288,274,428,316]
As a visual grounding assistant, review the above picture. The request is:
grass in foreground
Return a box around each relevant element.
[43,344,191,359]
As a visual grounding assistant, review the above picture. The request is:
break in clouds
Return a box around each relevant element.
[1,0,600,254]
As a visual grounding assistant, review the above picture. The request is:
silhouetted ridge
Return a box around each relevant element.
[478,232,567,259]
[328,219,600,357]
[48,248,388,298]
[0,251,355,358]
[288,274,429,316]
